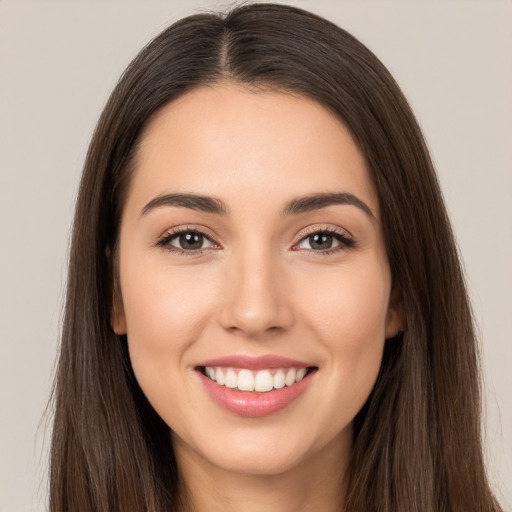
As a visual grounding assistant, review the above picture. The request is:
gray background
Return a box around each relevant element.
[1,1,510,510]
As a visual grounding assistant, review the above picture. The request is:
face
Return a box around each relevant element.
[112,83,402,478]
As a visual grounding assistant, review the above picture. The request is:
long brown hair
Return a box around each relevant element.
[49,3,502,511]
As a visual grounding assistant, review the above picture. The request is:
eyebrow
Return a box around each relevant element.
[141,193,229,216]
[141,191,374,219]
[281,192,375,219]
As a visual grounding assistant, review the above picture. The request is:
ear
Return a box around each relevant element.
[111,282,127,335]
[107,246,127,335]
[385,286,405,339]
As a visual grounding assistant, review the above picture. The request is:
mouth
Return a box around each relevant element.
[194,356,318,417]
[198,365,317,393]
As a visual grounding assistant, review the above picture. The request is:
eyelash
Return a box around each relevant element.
[155,226,356,256]
[155,227,218,256]
[293,226,356,255]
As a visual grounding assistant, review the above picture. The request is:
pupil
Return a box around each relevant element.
[180,232,203,250]
[310,234,332,250]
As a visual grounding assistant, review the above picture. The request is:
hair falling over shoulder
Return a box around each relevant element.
[48,3,503,511]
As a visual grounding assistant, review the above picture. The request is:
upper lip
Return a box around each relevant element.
[195,354,314,370]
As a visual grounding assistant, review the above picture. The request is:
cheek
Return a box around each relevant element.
[302,257,390,342]
[119,257,221,379]
[301,263,390,438]
[299,258,390,394]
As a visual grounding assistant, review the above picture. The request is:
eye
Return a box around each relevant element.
[156,229,218,254]
[294,229,355,254]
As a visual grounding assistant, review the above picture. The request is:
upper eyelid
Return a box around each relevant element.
[159,225,218,241]
[293,225,353,242]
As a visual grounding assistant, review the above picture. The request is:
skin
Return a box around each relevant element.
[112,83,403,512]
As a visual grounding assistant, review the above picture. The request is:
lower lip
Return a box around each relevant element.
[197,369,315,417]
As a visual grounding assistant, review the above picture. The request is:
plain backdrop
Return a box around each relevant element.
[1,1,511,510]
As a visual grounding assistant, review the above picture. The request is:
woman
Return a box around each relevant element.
[49,3,503,511]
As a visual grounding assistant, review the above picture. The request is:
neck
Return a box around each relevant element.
[174,433,350,512]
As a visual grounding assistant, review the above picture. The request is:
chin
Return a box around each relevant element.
[173,420,351,478]
[205,443,310,477]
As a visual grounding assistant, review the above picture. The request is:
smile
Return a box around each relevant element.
[203,366,310,392]
[195,355,317,417]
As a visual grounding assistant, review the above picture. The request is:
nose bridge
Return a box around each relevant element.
[219,242,293,336]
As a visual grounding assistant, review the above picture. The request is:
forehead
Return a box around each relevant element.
[126,83,379,217]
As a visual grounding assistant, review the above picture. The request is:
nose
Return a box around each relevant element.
[218,248,295,338]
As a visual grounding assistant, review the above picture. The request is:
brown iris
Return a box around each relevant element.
[179,232,204,250]
[308,233,334,250]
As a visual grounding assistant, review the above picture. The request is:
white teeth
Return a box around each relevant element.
[215,367,225,385]
[296,367,307,382]
[254,370,273,392]
[203,366,311,392]
[237,369,255,391]
[273,369,285,389]
[285,368,296,386]
[225,368,237,388]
